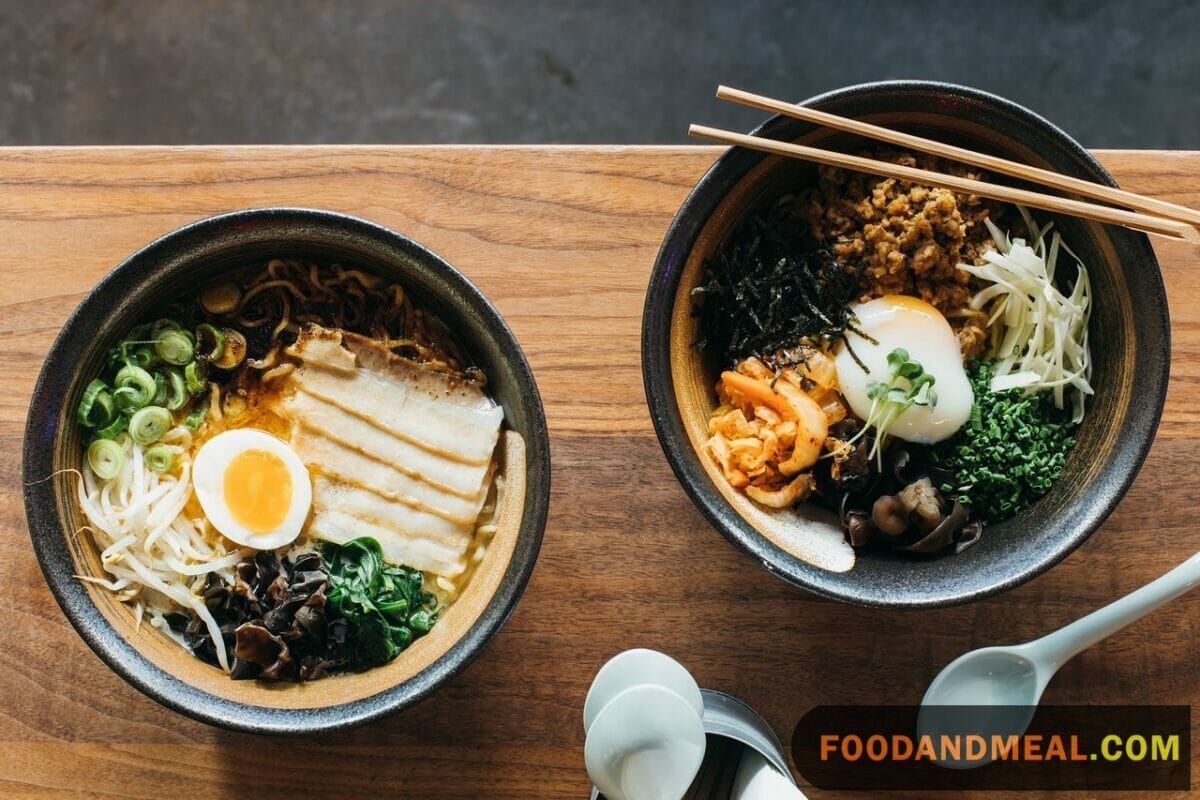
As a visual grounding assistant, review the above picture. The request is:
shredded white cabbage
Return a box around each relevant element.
[75,427,240,670]
[958,208,1093,423]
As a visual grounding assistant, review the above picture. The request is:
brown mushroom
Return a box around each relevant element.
[233,621,293,679]
[212,328,247,369]
[200,282,241,315]
[898,477,942,531]
[182,550,346,681]
[954,520,984,554]
[295,604,326,639]
[872,494,911,537]
[846,510,876,546]
[897,500,971,554]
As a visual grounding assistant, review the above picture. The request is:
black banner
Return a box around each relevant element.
[791,705,1190,791]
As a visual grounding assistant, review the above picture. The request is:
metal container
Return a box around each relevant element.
[590,688,796,799]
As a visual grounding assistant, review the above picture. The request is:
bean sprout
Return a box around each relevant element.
[75,426,238,670]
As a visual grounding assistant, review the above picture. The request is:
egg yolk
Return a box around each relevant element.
[223,448,293,534]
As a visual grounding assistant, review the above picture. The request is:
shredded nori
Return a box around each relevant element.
[692,198,863,364]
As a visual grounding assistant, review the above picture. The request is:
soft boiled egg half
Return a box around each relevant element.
[193,429,313,550]
[834,295,973,444]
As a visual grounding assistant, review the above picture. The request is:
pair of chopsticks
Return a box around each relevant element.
[690,86,1200,245]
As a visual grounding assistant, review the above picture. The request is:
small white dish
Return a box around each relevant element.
[584,684,706,800]
[583,648,704,733]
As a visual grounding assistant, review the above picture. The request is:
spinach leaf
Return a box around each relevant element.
[322,537,440,668]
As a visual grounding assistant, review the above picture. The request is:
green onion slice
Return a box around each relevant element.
[131,344,155,369]
[112,365,157,411]
[151,372,167,407]
[87,438,125,481]
[195,323,226,362]
[112,387,141,411]
[144,444,175,474]
[184,360,207,394]
[128,405,171,445]
[185,400,208,431]
[155,328,195,366]
[110,342,142,370]
[163,367,188,411]
[76,379,115,428]
[94,415,126,440]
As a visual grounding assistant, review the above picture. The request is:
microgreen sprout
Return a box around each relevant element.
[847,348,937,469]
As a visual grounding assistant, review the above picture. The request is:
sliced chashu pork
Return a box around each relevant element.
[282,326,503,576]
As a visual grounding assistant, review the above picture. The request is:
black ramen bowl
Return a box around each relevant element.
[23,208,551,732]
[643,81,1169,607]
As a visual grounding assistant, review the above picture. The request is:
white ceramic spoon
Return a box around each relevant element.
[584,648,703,733]
[584,684,706,800]
[921,551,1200,745]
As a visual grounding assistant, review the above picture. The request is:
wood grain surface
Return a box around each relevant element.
[1,146,1198,800]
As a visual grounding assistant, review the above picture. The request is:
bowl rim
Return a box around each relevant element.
[642,80,1171,608]
[23,207,551,733]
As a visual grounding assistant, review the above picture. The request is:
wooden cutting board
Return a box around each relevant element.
[0,147,1197,800]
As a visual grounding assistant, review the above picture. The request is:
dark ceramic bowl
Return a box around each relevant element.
[24,208,550,732]
[643,81,1169,607]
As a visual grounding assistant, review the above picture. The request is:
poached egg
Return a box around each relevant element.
[834,295,973,444]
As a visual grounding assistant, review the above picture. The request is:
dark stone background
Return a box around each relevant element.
[2,0,1197,147]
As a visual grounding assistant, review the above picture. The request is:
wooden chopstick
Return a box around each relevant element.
[716,85,1200,229]
[687,123,1200,245]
